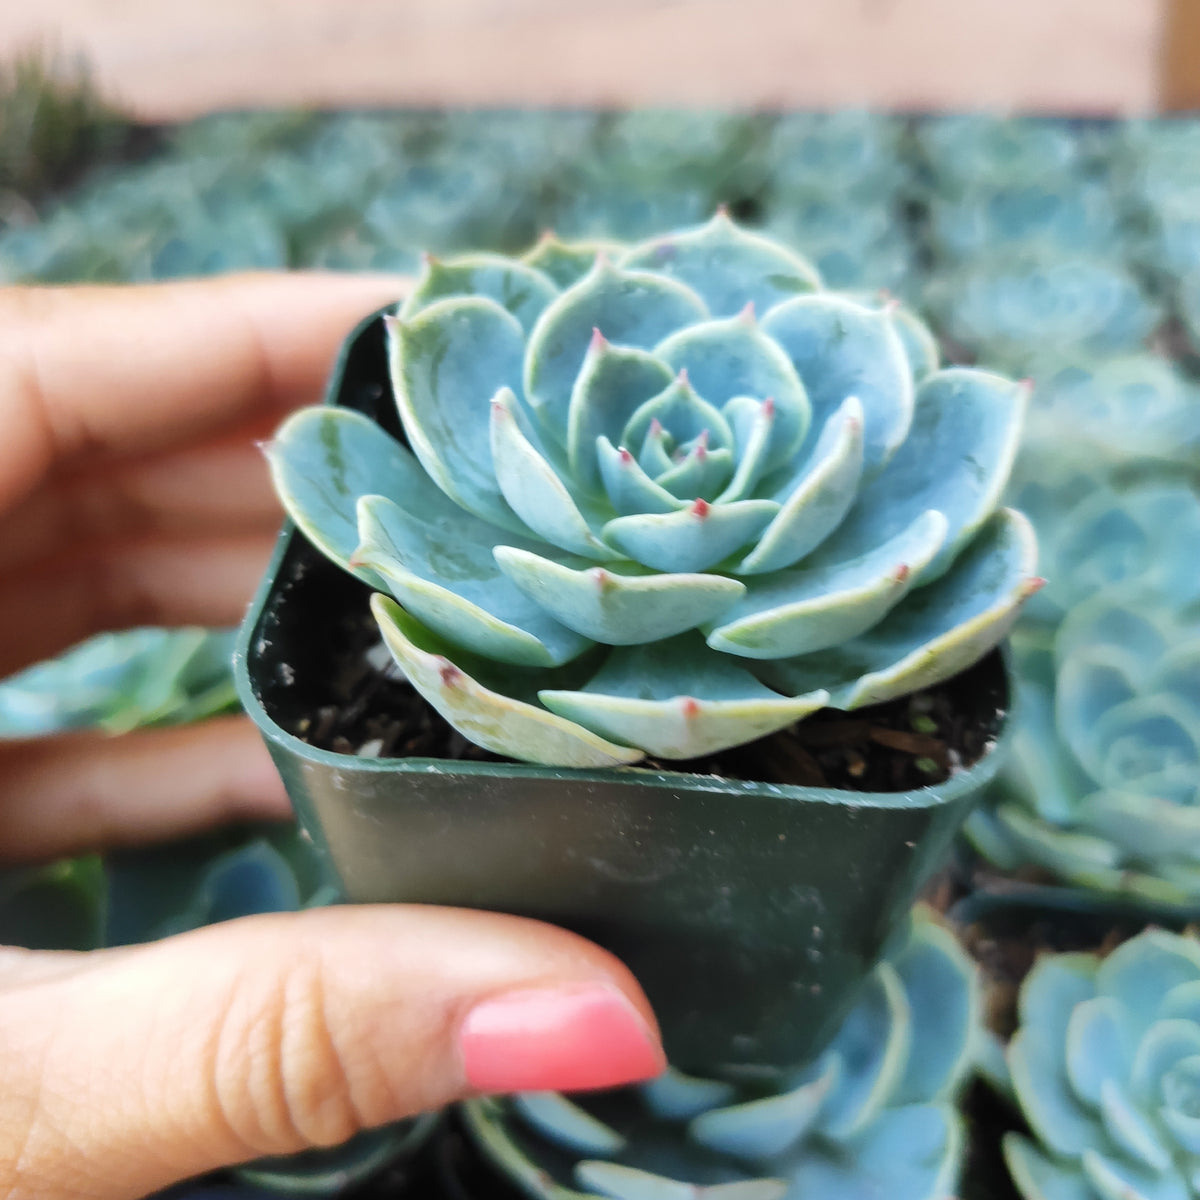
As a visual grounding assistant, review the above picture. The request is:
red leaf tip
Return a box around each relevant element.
[691,498,711,518]
[762,397,776,418]
[589,326,608,352]
[1023,576,1048,597]
[738,300,757,324]
[591,568,614,590]
[676,367,691,387]
[618,446,634,464]
[892,563,910,584]
[681,697,701,718]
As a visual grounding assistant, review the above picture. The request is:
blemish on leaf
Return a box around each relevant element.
[438,661,462,688]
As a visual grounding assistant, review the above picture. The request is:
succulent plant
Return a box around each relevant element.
[966,535,1200,907]
[268,214,1038,768]
[921,251,1160,373]
[997,927,1200,1200]
[462,909,978,1200]
[0,627,238,737]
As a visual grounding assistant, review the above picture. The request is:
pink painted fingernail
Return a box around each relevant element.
[460,983,666,1094]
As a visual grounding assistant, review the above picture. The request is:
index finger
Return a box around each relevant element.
[0,272,410,513]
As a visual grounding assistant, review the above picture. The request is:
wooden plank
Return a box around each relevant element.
[1161,0,1200,109]
[0,0,1163,119]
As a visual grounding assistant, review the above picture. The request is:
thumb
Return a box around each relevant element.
[0,906,665,1200]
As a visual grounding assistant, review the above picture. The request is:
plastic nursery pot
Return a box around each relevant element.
[234,311,1017,1073]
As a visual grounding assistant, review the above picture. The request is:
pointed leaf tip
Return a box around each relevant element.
[682,697,701,718]
[618,446,634,464]
[691,498,711,518]
[763,397,776,418]
[715,202,731,217]
[738,299,757,324]
[589,326,607,352]
[893,563,911,583]
[1024,576,1048,596]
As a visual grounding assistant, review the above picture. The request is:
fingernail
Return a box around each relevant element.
[460,983,666,1094]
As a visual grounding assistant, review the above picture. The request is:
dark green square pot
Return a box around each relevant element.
[234,311,1015,1074]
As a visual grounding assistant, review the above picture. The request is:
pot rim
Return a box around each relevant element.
[234,309,1016,813]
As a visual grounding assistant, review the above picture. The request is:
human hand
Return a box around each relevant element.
[0,276,665,1200]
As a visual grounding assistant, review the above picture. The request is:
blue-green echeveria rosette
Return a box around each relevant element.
[268,214,1039,767]
[966,568,1200,909]
[461,909,978,1200]
[998,928,1200,1200]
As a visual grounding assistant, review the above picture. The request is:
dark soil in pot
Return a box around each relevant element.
[272,561,1008,793]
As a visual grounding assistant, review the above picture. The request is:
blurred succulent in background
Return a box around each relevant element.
[920,251,1160,373]
[0,627,239,736]
[763,113,915,296]
[269,214,1038,767]
[462,910,978,1200]
[913,115,1090,201]
[966,549,1200,907]
[995,928,1200,1200]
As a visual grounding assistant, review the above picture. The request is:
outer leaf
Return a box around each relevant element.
[596,437,689,516]
[620,211,821,317]
[265,406,447,584]
[354,495,591,668]
[387,299,529,531]
[371,595,643,768]
[512,1093,626,1156]
[760,509,1038,709]
[574,1163,787,1200]
[494,547,744,645]
[523,231,625,289]
[817,368,1028,583]
[761,294,914,474]
[525,258,709,439]
[1002,1135,1096,1200]
[708,511,945,659]
[540,635,828,760]
[400,253,560,332]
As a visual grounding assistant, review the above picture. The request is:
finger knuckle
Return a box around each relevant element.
[211,954,364,1156]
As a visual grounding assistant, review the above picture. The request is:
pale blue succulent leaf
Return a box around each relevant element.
[782,1105,961,1200]
[641,1069,738,1122]
[689,1059,839,1162]
[265,406,447,586]
[567,340,676,494]
[1002,1134,1100,1200]
[760,293,913,475]
[512,1093,627,1157]
[735,397,865,574]
[1010,1027,1107,1161]
[621,374,735,459]
[1099,930,1200,1040]
[620,212,821,317]
[891,918,978,1104]
[1081,791,1200,863]
[1091,697,1200,795]
[1161,981,1200,1027]
[1098,1079,1172,1173]
[1130,1021,1200,1106]
[603,501,778,574]
[539,634,828,760]
[816,965,912,1139]
[490,388,621,559]
[1081,1148,1191,1200]
[387,299,529,531]
[1158,1054,1200,1153]
[639,421,677,477]
[354,495,591,668]
[816,368,1027,583]
[654,315,810,472]
[371,595,643,768]
[1055,649,1143,780]
[523,233,626,289]
[655,446,735,503]
[494,547,744,645]
[597,436,690,517]
[716,396,776,503]
[760,509,1038,708]
[525,259,709,439]
[574,1162,786,1200]
[708,510,946,660]
[1063,998,1132,1109]
[399,253,560,332]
